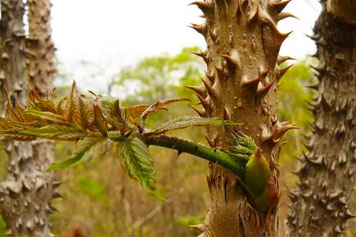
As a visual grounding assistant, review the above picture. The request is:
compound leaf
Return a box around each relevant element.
[117,137,164,200]
[22,125,88,141]
[48,136,111,170]
[149,116,242,135]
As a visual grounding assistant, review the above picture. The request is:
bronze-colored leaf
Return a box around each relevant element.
[93,104,108,137]
[140,98,191,123]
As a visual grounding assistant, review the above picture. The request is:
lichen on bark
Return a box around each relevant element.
[188,0,295,236]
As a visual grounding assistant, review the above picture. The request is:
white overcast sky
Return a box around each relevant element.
[51,0,321,93]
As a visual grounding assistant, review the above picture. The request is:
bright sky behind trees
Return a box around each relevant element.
[51,0,321,92]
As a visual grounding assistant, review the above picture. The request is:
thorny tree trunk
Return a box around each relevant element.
[288,0,356,236]
[0,0,56,236]
[27,0,55,94]
[188,0,294,236]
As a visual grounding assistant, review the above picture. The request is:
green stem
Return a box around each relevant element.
[143,135,246,177]
[109,133,247,179]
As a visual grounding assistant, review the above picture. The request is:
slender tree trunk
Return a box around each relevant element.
[27,0,55,94]
[0,0,56,236]
[188,0,294,236]
[288,0,356,236]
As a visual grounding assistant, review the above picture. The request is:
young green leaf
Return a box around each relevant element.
[24,110,68,124]
[226,131,257,160]
[117,137,164,200]
[21,125,88,141]
[148,116,242,135]
[0,130,37,141]
[48,136,111,171]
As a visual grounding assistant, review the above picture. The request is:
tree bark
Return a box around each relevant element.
[288,0,356,236]
[0,0,56,236]
[188,0,294,236]
[27,0,56,94]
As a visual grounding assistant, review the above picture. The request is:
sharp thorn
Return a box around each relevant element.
[189,1,213,14]
[278,12,298,21]
[209,28,217,41]
[270,0,291,13]
[248,6,259,23]
[204,136,216,147]
[223,106,232,120]
[189,23,207,37]
[241,75,262,87]
[221,54,239,70]
[277,56,295,65]
[257,79,276,96]
[201,78,218,99]
[306,33,321,41]
[195,93,212,114]
[214,64,225,78]
[189,105,207,117]
[206,71,215,83]
[278,64,294,80]
[306,83,319,91]
[192,51,208,64]
[185,85,207,97]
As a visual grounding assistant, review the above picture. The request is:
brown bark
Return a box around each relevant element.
[288,1,356,236]
[326,0,356,25]
[0,0,56,236]
[188,0,294,236]
[27,0,56,94]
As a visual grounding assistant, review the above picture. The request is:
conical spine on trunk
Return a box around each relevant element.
[188,0,294,236]
[288,1,356,236]
[0,0,57,236]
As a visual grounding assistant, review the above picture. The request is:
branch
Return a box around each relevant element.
[0,82,257,201]
[140,134,246,178]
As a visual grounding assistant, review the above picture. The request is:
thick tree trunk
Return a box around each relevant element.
[0,0,56,236]
[288,0,356,236]
[189,0,294,236]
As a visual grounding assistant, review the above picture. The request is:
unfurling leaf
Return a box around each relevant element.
[226,131,257,160]
[48,136,112,171]
[117,137,164,200]
[94,105,108,136]
[98,98,126,130]
[24,110,68,124]
[0,130,37,141]
[22,125,88,141]
[125,104,149,121]
[77,96,92,130]
[140,98,191,123]
[27,91,57,113]
[149,116,242,135]
[64,81,78,122]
